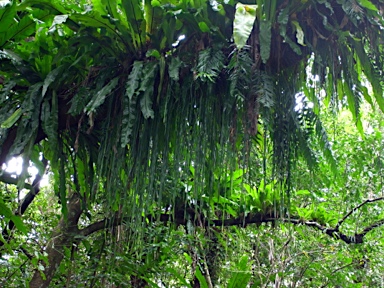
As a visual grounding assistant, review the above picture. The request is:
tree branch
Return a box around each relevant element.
[78,209,384,245]
[0,172,33,189]
[79,217,119,237]
[359,218,384,237]
[335,197,384,230]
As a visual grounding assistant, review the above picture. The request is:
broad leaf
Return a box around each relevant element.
[126,61,143,99]
[0,199,13,218]
[356,0,378,11]
[259,20,271,63]
[168,56,181,81]
[139,62,157,119]
[0,0,16,34]
[195,267,208,288]
[10,215,28,235]
[291,20,305,46]
[233,3,257,49]
[85,77,119,113]
[228,255,251,288]
[42,65,64,97]
[1,108,22,128]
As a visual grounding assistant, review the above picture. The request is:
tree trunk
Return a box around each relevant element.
[29,194,82,288]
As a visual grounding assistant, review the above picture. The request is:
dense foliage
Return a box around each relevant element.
[1,0,384,287]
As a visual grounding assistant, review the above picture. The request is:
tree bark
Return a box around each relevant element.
[29,194,82,288]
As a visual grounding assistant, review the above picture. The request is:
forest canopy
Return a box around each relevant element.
[1,0,384,287]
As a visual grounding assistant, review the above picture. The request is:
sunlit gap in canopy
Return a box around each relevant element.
[1,157,50,189]
[294,92,314,112]
[172,34,185,47]
[292,53,320,112]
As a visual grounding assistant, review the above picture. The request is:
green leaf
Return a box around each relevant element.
[184,252,193,264]
[228,255,251,288]
[121,0,144,27]
[146,49,161,59]
[291,20,305,46]
[10,215,28,235]
[69,12,117,37]
[11,83,42,155]
[198,21,210,32]
[18,0,67,14]
[278,7,302,55]
[315,118,337,176]
[41,92,58,143]
[196,48,225,82]
[121,0,146,48]
[0,1,16,33]
[233,3,257,49]
[356,0,378,11]
[352,40,384,112]
[121,62,144,146]
[0,233,11,252]
[168,56,181,81]
[151,0,161,7]
[139,62,157,119]
[4,13,36,45]
[92,0,108,14]
[0,200,13,218]
[296,189,310,196]
[68,87,90,115]
[343,78,362,135]
[48,14,68,33]
[165,268,192,287]
[195,267,208,288]
[259,20,271,63]
[1,108,22,128]
[140,91,154,119]
[82,239,91,252]
[85,77,119,113]
[42,65,64,97]
[30,146,45,175]
[0,48,23,63]
[126,61,143,100]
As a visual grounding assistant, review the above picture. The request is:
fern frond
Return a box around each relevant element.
[121,92,138,148]
[121,61,144,147]
[68,87,90,115]
[126,61,143,100]
[10,83,42,155]
[315,117,337,175]
[196,48,225,82]
[228,49,253,100]
[256,71,275,109]
[85,77,119,113]
[138,62,157,119]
